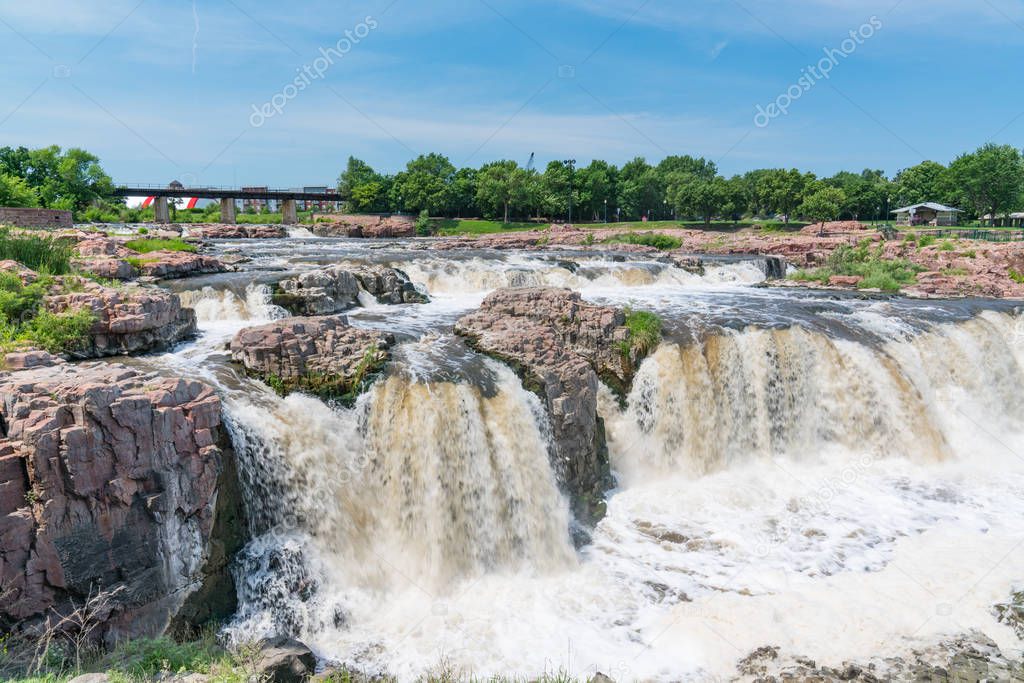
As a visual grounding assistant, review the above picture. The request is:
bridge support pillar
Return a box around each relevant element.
[220,198,237,224]
[281,199,298,225]
[153,197,170,223]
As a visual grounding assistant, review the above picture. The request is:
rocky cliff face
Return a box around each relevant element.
[187,225,287,240]
[0,360,245,640]
[455,288,638,530]
[45,281,197,358]
[230,315,394,402]
[272,265,427,316]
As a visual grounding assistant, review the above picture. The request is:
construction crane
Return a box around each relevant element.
[525,152,535,172]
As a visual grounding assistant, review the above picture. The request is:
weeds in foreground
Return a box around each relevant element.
[0,229,74,275]
[620,309,663,358]
[0,272,94,354]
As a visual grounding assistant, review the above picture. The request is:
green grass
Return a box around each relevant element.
[1010,270,1024,284]
[123,238,197,254]
[622,309,663,357]
[434,219,541,235]
[603,232,682,250]
[0,272,95,355]
[787,239,924,293]
[0,229,74,275]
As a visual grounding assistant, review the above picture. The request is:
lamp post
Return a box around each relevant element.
[604,198,608,223]
[563,159,576,224]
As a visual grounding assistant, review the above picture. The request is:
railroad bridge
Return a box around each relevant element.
[112,184,343,224]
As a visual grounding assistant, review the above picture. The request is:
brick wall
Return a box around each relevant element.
[0,207,74,230]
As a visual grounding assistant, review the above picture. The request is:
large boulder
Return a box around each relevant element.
[272,267,361,316]
[455,288,641,528]
[255,637,316,683]
[230,315,393,402]
[45,281,197,358]
[310,214,415,239]
[73,236,227,281]
[352,265,429,305]
[0,362,246,640]
[129,250,227,280]
[273,266,427,316]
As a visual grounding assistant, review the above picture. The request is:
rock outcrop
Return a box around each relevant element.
[230,315,393,401]
[187,225,287,240]
[0,362,245,640]
[455,288,642,529]
[311,214,415,239]
[272,265,427,316]
[45,281,197,358]
[74,236,227,281]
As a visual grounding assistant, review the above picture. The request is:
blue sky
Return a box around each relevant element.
[1,0,1022,187]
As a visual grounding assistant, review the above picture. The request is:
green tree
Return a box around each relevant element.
[756,168,815,223]
[0,173,39,207]
[666,173,730,228]
[618,157,663,220]
[394,153,456,214]
[948,144,1024,220]
[577,160,617,221]
[825,170,891,220]
[448,167,478,218]
[540,161,579,221]
[799,186,847,228]
[338,157,388,212]
[476,160,530,223]
[893,161,952,207]
[0,145,113,211]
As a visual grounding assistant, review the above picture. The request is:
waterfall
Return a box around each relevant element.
[179,283,288,323]
[224,360,575,644]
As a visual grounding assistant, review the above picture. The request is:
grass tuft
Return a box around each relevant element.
[123,238,197,254]
[0,228,74,275]
[603,232,682,251]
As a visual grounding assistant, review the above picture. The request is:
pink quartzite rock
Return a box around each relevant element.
[73,235,227,281]
[44,281,197,358]
[230,315,394,400]
[0,362,242,640]
[455,288,638,529]
[187,225,287,240]
[311,214,415,239]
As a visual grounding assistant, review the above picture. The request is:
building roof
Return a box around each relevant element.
[891,202,961,214]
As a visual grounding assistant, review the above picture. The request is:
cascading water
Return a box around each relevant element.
[143,237,1024,680]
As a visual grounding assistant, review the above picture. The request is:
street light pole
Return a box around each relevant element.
[604,198,608,223]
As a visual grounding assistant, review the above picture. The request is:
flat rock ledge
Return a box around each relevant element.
[273,265,428,316]
[74,235,227,281]
[454,287,640,529]
[46,281,198,358]
[187,225,287,240]
[230,315,394,402]
[0,361,245,640]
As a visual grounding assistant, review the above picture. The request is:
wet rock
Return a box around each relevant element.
[311,214,415,239]
[994,590,1024,639]
[351,265,429,305]
[455,288,642,528]
[130,250,228,280]
[255,636,316,683]
[272,267,361,316]
[74,236,227,281]
[0,362,241,640]
[187,225,287,239]
[230,315,393,402]
[273,265,427,316]
[44,280,197,358]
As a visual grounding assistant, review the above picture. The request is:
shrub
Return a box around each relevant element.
[917,235,937,248]
[123,238,197,254]
[623,309,662,356]
[415,209,432,237]
[19,309,95,354]
[137,227,149,235]
[787,239,922,292]
[604,232,682,250]
[939,240,955,251]
[1010,270,1024,284]
[0,229,74,275]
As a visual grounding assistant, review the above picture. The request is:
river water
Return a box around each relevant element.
[143,234,1024,680]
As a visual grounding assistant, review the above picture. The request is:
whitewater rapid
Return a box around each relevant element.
[149,241,1024,681]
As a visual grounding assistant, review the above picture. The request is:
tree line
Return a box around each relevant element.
[339,143,1024,225]
[1,143,1022,227]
